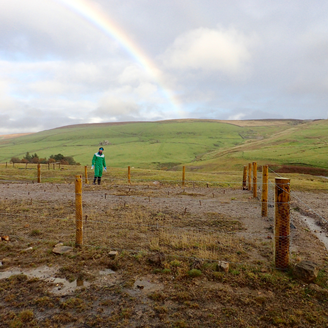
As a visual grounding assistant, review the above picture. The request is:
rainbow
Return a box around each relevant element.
[55,0,180,111]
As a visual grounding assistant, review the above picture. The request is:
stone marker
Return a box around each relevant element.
[294,260,318,282]
[108,251,118,259]
[216,261,229,273]
[53,246,73,255]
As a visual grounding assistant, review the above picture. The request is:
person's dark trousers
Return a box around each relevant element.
[98,177,101,185]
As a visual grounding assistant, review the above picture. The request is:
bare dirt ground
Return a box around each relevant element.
[0,182,327,327]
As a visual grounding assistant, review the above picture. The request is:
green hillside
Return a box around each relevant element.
[0,119,325,170]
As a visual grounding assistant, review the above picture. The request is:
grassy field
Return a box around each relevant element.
[0,119,313,170]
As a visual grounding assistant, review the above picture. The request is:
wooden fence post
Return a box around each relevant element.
[48,163,50,170]
[182,166,186,187]
[274,177,290,270]
[53,163,55,170]
[25,163,28,169]
[242,165,247,190]
[37,164,41,183]
[6,162,7,168]
[128,166,131,184]
[261,165,268,217]
[252,162,257,198]
[84,166,88,184]
[248,163,252,190]
[75,175,83,247]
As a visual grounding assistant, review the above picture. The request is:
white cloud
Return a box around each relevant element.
[161,27,252,75]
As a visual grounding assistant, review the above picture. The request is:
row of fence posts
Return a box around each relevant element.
[243,162,290,270]
[32,164,188,186]
[6,162,291,270]
[5,162,61,170]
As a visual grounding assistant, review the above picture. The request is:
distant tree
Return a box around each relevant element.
[24,152,32,162]
[48,158,56,163]
[21,158,29,164]
[10,157,21,163]
[63,156,77,165]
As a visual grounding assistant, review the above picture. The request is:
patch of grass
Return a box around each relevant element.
[188,269,202,277]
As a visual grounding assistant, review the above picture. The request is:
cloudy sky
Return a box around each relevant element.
[0,0,328,134]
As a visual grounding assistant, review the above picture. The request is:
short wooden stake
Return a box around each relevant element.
[25,163,28,169]
[128,166,131,184]
[252,162,257,198]
[261,165,268,217]
[48,163,50,170]
[274,177,290,270]
[182,166,185,187]
[6,162,7,168]
[84,166,88,184]
[248,163,252,190]
[75,175,83,247]
[37,164,41,183]
[242,165,247,190]
[53,163,55,170]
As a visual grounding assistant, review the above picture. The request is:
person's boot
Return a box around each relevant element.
[98,177,101,185]
[93,177,97,185]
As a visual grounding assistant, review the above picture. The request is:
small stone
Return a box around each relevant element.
[52,246,73,255]
[216,261,229,273]
[153,181,160,186]
[108,251,118,259]
[54,242,64,247]
[148,252,165,266]
[294,260,319,282]
[21,247,33,253]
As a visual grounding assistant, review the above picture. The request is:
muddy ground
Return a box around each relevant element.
[0,182,327,327]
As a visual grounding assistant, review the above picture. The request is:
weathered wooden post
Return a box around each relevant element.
[25,163,28,169]
[248,163,252,190]
[75,175,83,247]
[261,165,269,217]
[6,162,7,168]
[242,165,247,190]
[48,162,50,170]
[37,163,41,183]
[128,166,131,184]
[252,162,257,198]
[274,177,290,270]
[182,166,186,187]
[53,163,55,170]
[84,166,88,184]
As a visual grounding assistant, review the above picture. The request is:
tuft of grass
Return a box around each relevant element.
[188,269,202,277]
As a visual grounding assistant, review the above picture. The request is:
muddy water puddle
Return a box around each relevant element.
[300,215,328,251]
[0,265,116,295]
[126,275,163,297]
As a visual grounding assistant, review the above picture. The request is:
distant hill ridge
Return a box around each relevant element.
[0,119,327,170]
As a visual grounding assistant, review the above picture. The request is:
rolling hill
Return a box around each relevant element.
[0,119,327,171]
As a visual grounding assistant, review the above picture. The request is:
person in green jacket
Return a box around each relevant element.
[91,147,107,185]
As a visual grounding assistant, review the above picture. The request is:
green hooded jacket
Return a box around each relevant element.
[92,152,106,177]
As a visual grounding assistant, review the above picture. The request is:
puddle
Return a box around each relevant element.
[126,276,163,296]
[0,265,116,295]
[300,215,328,251]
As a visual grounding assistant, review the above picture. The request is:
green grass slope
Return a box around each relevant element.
[0,119,321,170]
[198,119,328,171]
